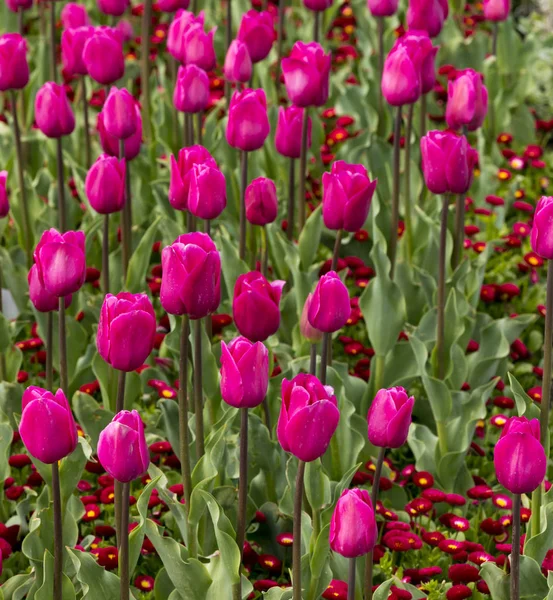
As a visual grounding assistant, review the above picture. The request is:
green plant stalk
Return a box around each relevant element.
[102,214,109,293]
[404,104,414,262]
[50,0,57,82]
[371,354,385,401]
[81,76,91,168]
[319,332,330,385]
[239,150,248,260]
[0,264,6,381]
[140,0,152,142]
[388,106,402,279]
[492,22,499,56]
[119,482,130,600]
[287,158,296,241]
[511,494,520,600]
[114,371,126,548]
[233,407,249,600]
[419,93,427,138]
[224,0,232,105]
[17,5,24,36]
[364,446,386,600]
[436,420,448,456]
[56,139,67,232]
[46,312,53,390]
[435,195,448,380]
[348,557,356,600]
[310,344,317,376]
[293,460,306,600]
[51,461,63,600]
[377,17,384,119]
[194,318,205,457]
[197,112,203,145]
[59,298,68,394]
[297,110,310,233]
[261,226,269,277]
[275,0,285,99]
[331,229,343,271]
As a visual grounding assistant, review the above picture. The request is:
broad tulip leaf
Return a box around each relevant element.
[298,206,323,271]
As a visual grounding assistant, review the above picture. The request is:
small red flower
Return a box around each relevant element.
[134,576,154,592]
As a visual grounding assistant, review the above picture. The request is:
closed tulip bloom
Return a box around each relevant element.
[97,0,129,17]
[160,233,221,318]
[85,155,126,214]
[282,42,331,107]
[20,387,78,464]
[33,229,86,297]
[275,106,311,159]
[329,489,378,558]
[367,0,398,17]
[97,410,150,482]
[157,0,189,12]
[167,10,203,63]
[308,272,350,333]
[420,131,478,195]
[224,40,252,83]
[61,27,94,77]
[220,337,269,408]
[5,0,32,13]
[0,171,8,218]
[406,0,446,38]
[226,89,270,152]
[381,45,421,106]
[367,386,415,448]
[233,272,286,342]
[188,164,227,220]
[483,0,509,20]
[277,374,339,462]
[446,69,488,132]
[494,416,546,494]
[183,23,216,71]
[322,161,377,232]
[396,31,439,95]
[0,34,29,92]
[28,265,72,313]
[83,27,125,85]
[97,292,156,371]
[303,0,333,10]
[35,82,75,138]
[169,145,217,211]
[115,19,134,43]
[531,196,553,260]
[103,87,138,140]
[245,177,278,226]
[61,3,90,29]
[173,65,210,113]
[237,10,274,63]
[300,293,323,343]
[97,104,142,160]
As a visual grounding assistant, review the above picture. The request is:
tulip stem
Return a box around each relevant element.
[404,104,414,262]
[364,446,385,600]
[286,158,296,241]
[233,407,249,600]
[276,0,285,100]
[293,460,305,600]
[49,0,57,82]
[310,344,317,376]
[313,11,320,44]
[187,114,194,146]
[239,150,248,261]
[511,493,521,600]
[331,229,343,271]
[319,333,330,385]
[58,297,68,394]
[10,90,32,265]
[46,311,53,390]
[119,482,130,600]
[193,319,205,457]
[452,126,468,270]
[81,77,91,169]
[113,370,126,548]
[56,138,67,232]
[197,112,203,145]
[492,22,499,56]
[348,557,356,600]
[119,140,130,282]
[224,0,232,105]
[298,110,309,233]
[419,93,427,138]
[17,6,24,36]
[140,0,152,142]
[102,214,110,294]
[169,59,181,151]
[435,195,448,381]
[261,226,269,277]
[377,17,384,118]
[51,461,63,600]
[388,106,402,280]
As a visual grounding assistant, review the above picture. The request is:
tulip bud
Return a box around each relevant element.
[245,177,278,226]
[420,131,478,195]
[97,410,150,482]
[531,196,553,260]
[115,19,134,43]
[303,0,333,9]
[329,489,378,557]
[187,164,227,220]
[220,336,269,408]
[322,161,377,232]
[300,293,323,343]
[483,0,509,21]
[5,0,32,13]
[35,82,76,139]
[277,374,340,462]
[494,416,546,494]
[97,292,156,371]
[367,387,415,448]
[381,45,421,106]
[157,0,189,12]
[83,27,125,85]
[61,3,91,29]
[367,0,398,17]
[0,34,29,92]
[282,42,331,107]
[237,10,274,63]
[28,264,72,313]
[224,40,252,84]
[445,69,488,132]
[233,272,286,342]
[167,10,203,63]
[275,106,311,159]
[173,65,210,113]
[97,104,142,160]
[33,229,86,297]
[85,155,126,214]
[169,145,217,211]
[0,171,8,218]
[160,233,221,318]
[19,386,78,464]
[406,0,446,38]
[226,89,270,152]
[61,26,94,77]
[308,272,350,333]
[97,0,129,17]
[396,31,439,95]
[183,23,216,71]
[102,87,138,140]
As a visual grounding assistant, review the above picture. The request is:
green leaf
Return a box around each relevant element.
[0,422,12,483]
[304,459,331,512]
[72,392,114,449]
[525,500,553,567]
[0,314,12,353]
[126,215,161,292]
[298,206,323,271]
[129,477,159,577]
[508,373,540,420]
[35,550,75,600]
[59,437,91,505]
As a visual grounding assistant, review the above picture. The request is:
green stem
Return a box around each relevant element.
[293,460,306,600]
[119,482,130,600]
[194,319,205,457]
[261,226,268,277]
[46,311,53,390]
[404,103,414,262]
[297,110,309,233]
[435,195,448,380]
[331,229,342,271]
[348,557,356,600]
[140,0,152,142]
[58,297,68,394]
[56,138,67,232]
[371,354,385,401]
[0,264,6,381]
[287,158,296,240]
[52,461,63,600]
[388,106,402,279]
[419,93,427,138]
[436,420,448,455]
[511,494,520,600]
[232,408,249,600]
[50,0,57,82]
[492,22,499,56]
[309,344,317,376]
[319,332,330,385]
[102,214,109,293]
[239,151,248,261]
[81,76,91,168]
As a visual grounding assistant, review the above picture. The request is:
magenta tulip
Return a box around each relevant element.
[245,177,278,226]
[183,23,216,71]
[397,31,439,95]
[97,0,129,17]
[406,0,446,38]
[115,19,134,43]
[483,0,509,20]
[277,374,340,462]
[160,233,221,318]
[367,0,398,17]
[35,82,75,139]
[5,0,32,13]
[445,69,488,132]
[308,272,350,333]
[237,10,274,63]
[0,171,8,218]
[224,40,252,84]
[169,145,217,211]
[173,65,210,113]
[97,104,142,160]
[420,131,478,195]
[300,293,323,343]
[167,9,203,63]
[83,27,125,85]
[282,42,331,107]
[329,489,378,558]
[187,164,227,220]
[33,229,86,297]
[61,3,90,29]
[61,27,94,77]
[303,0,333,10]
[220,337,269,409]
[494,416,546,494]
[102,87,138,140]
[97,293,156,372]
[275,106,311,159]
[28,265,72,313]
[97,410,150,482]
[367,387,415,448]
[322,161,377,232]
[226,89,270,152]
[19,387,78,464]
[531,196,553,260]
[85,155,126,215]
[157,0,189,12]
[0,34,29,92]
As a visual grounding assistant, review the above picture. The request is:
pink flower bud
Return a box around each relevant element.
[483,0,509,21]
[5,0,32,13]
[226,89,270,152]
[237,10,274,63]
[61,2,90,29]
[97,0,129,17]
[0,34,29,92]
[446,69,488,132]
[97,104,142,160]
[157,0,189,12]
[300,293,323,343]
[308,272,350,333]
[35,82,75,138]
[282,42,331,107]
[183,24,216,71]
[173,64,210,113]
[224,40,252,84]
[303,0,333,10]
[168,145,216,211]
[245,177,278,226]
[102,87,138,140]
[83,27,125,86]
[275,106,311,159]
[367,0,398,17]
[85,154,126,214]
[367,387,415,448]
[167,9,203,63]
[188,163,227,220]
[28,264,72,313]
[406,0,447,38]
[0,171,8,218]
[531,196,553,260]
[381,44,421,106]
[61,26,94,77]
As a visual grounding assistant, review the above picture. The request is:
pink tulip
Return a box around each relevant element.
[102,87,138,140]
[483,0,509,21]
[0,34,29,92]
[224,40,252,84]
[85,155,126,214]
[173,65,210,113]
[245,177,278,226]
[237,10,274,63]
[61,2,90,28]
[0,171,8,218]
[308,272,350,333]
[282,42,331,107]
[275,106,311,159]
[187,164,227,220]
[226,89,270,152]
[445,69,488,132]
[169,145,217,211]
[367,387,415,448]
[61,26,94,77]
[83,26,125,85]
